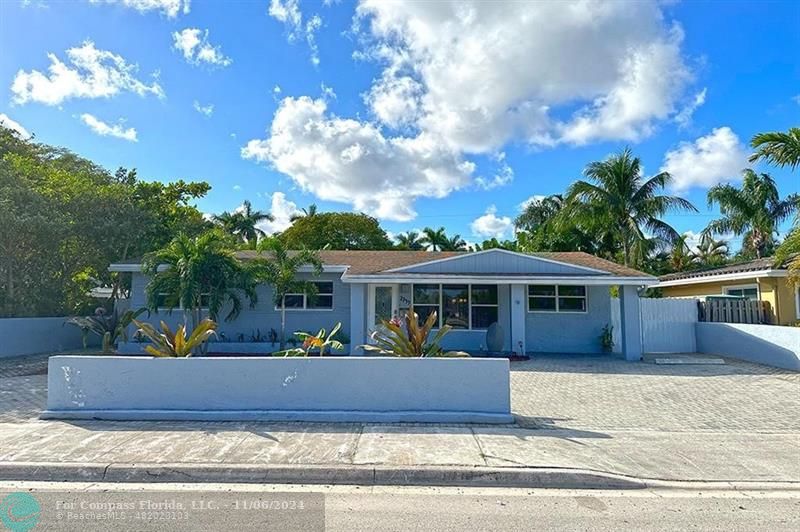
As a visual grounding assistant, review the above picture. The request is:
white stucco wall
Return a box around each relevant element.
[0,317,92,358]
[43,356,513,423]
[696,322,800,371]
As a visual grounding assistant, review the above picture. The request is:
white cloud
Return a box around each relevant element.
[80,113,138,142]
[674,88,707,129]
[475,159,513,190]
[193,100,214,117]
[660,127,749,191]
[255,192,303,234]
[793,94,800,106]
[172,28,231,67]
[90,0,190,18]
[355,0,695,151]
[470,205,513,239]
[11,41,164,106]
[0,113,31,138]
[268,0,322,65]
[518,195,546,211]
[242,95,474,221]
[232,185,242,191]
[682,230,702,253]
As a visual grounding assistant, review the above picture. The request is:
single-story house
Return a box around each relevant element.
[110,249,656,360]
[655,257,799,325]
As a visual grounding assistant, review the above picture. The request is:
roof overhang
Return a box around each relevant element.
[655,269,787,288]
[342,274,657,286]
[109,263,349,274]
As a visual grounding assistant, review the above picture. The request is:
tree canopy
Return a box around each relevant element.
[279,212,393,250]
[0,125,210,317]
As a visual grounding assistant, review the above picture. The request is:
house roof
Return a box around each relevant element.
[658,256,786,283]
[233,249,652,277]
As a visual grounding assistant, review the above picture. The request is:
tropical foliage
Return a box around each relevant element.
[65,306,148,352]
[361,307,470,357]
[142,230,258,330]
[212,200,273,245]
[395,231,424,250]
[705,170,799,258]
[280,212,393,250]
[750,128,800,170]
[251,238,323,349]
[0,125,210,317]
[275,322,344,356]
[564,148,697,267]
[132,318,217,357]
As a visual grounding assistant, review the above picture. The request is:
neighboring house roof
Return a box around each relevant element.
[656,256,787,287]
[111,249,654,283]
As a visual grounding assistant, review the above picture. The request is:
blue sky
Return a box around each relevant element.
[1,0,798,251]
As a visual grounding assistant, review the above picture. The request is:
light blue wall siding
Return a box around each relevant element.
[525,285,612,353]
[399,251,604,276]
[131,272,351,344]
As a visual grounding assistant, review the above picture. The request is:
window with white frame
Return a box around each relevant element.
[528,285,587,313]
[411,284,498,330]
[723,284,759,301]
[278,281,334,310]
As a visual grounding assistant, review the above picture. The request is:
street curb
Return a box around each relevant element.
[0,462,798,491]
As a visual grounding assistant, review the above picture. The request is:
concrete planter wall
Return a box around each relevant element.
[43,356,512,423]
[0,317,98,358]
[696,322,800,371]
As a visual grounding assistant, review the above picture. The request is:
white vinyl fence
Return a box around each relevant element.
[612,298,698,354]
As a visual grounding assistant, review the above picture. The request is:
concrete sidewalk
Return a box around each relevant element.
[0,419,797,488]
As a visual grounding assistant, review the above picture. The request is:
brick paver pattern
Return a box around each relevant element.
[0,353,798,433]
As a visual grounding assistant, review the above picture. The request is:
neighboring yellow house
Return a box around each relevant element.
[656,257,800,326]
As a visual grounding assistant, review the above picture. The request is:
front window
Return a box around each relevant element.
[528,285,587,313]
[279,281,334,310]
[411,284,499,330]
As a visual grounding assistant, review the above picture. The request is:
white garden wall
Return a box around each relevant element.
[696,322,800,371]
[0,317,93,358]
[43,356,513,423]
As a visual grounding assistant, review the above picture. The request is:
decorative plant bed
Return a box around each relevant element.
[42,356,513,423]
[116,342,350,356]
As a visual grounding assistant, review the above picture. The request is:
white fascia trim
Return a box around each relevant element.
[383,248,607,275]
[109,264,349,274]
[655,269,787,288]
[341,274,657,286]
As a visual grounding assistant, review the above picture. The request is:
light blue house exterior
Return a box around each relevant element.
[112,249,655,360]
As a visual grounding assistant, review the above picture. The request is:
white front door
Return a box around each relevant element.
[368,284,399,330]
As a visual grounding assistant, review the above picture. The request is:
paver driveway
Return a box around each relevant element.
[1,352,798,433]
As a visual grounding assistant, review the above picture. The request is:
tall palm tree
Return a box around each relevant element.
[565,148,698,267]
[705,169,799,258]
[420,227,449,252]
[212,200,273,245]
[695,234,728,267]
[252,238,323,350]
[142,230,258,331]
[776,227,800,285]
[396,231,424,250]
[290,203,318,222]
[750,128,800,170]
[442,234,467,251]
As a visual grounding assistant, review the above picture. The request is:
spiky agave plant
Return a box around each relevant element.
[275,322,345,356]
[361,307,469,357]
[132,318,217,357]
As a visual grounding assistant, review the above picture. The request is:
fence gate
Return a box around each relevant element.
[611,298,698,354]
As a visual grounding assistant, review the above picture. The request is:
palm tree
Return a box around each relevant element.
[252,238,323,350]
[750,128,800,170]
[420,227,448,251]
[212,200,273,245]
[442,234,467,251]
[565,148,698,267]
[142,230,258,332]
[695,234,728,267]
[669,234,698,272]
[290,203,318,222]
[705,169,799,258]
[775,227,800,285]
[396,231,424,250]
